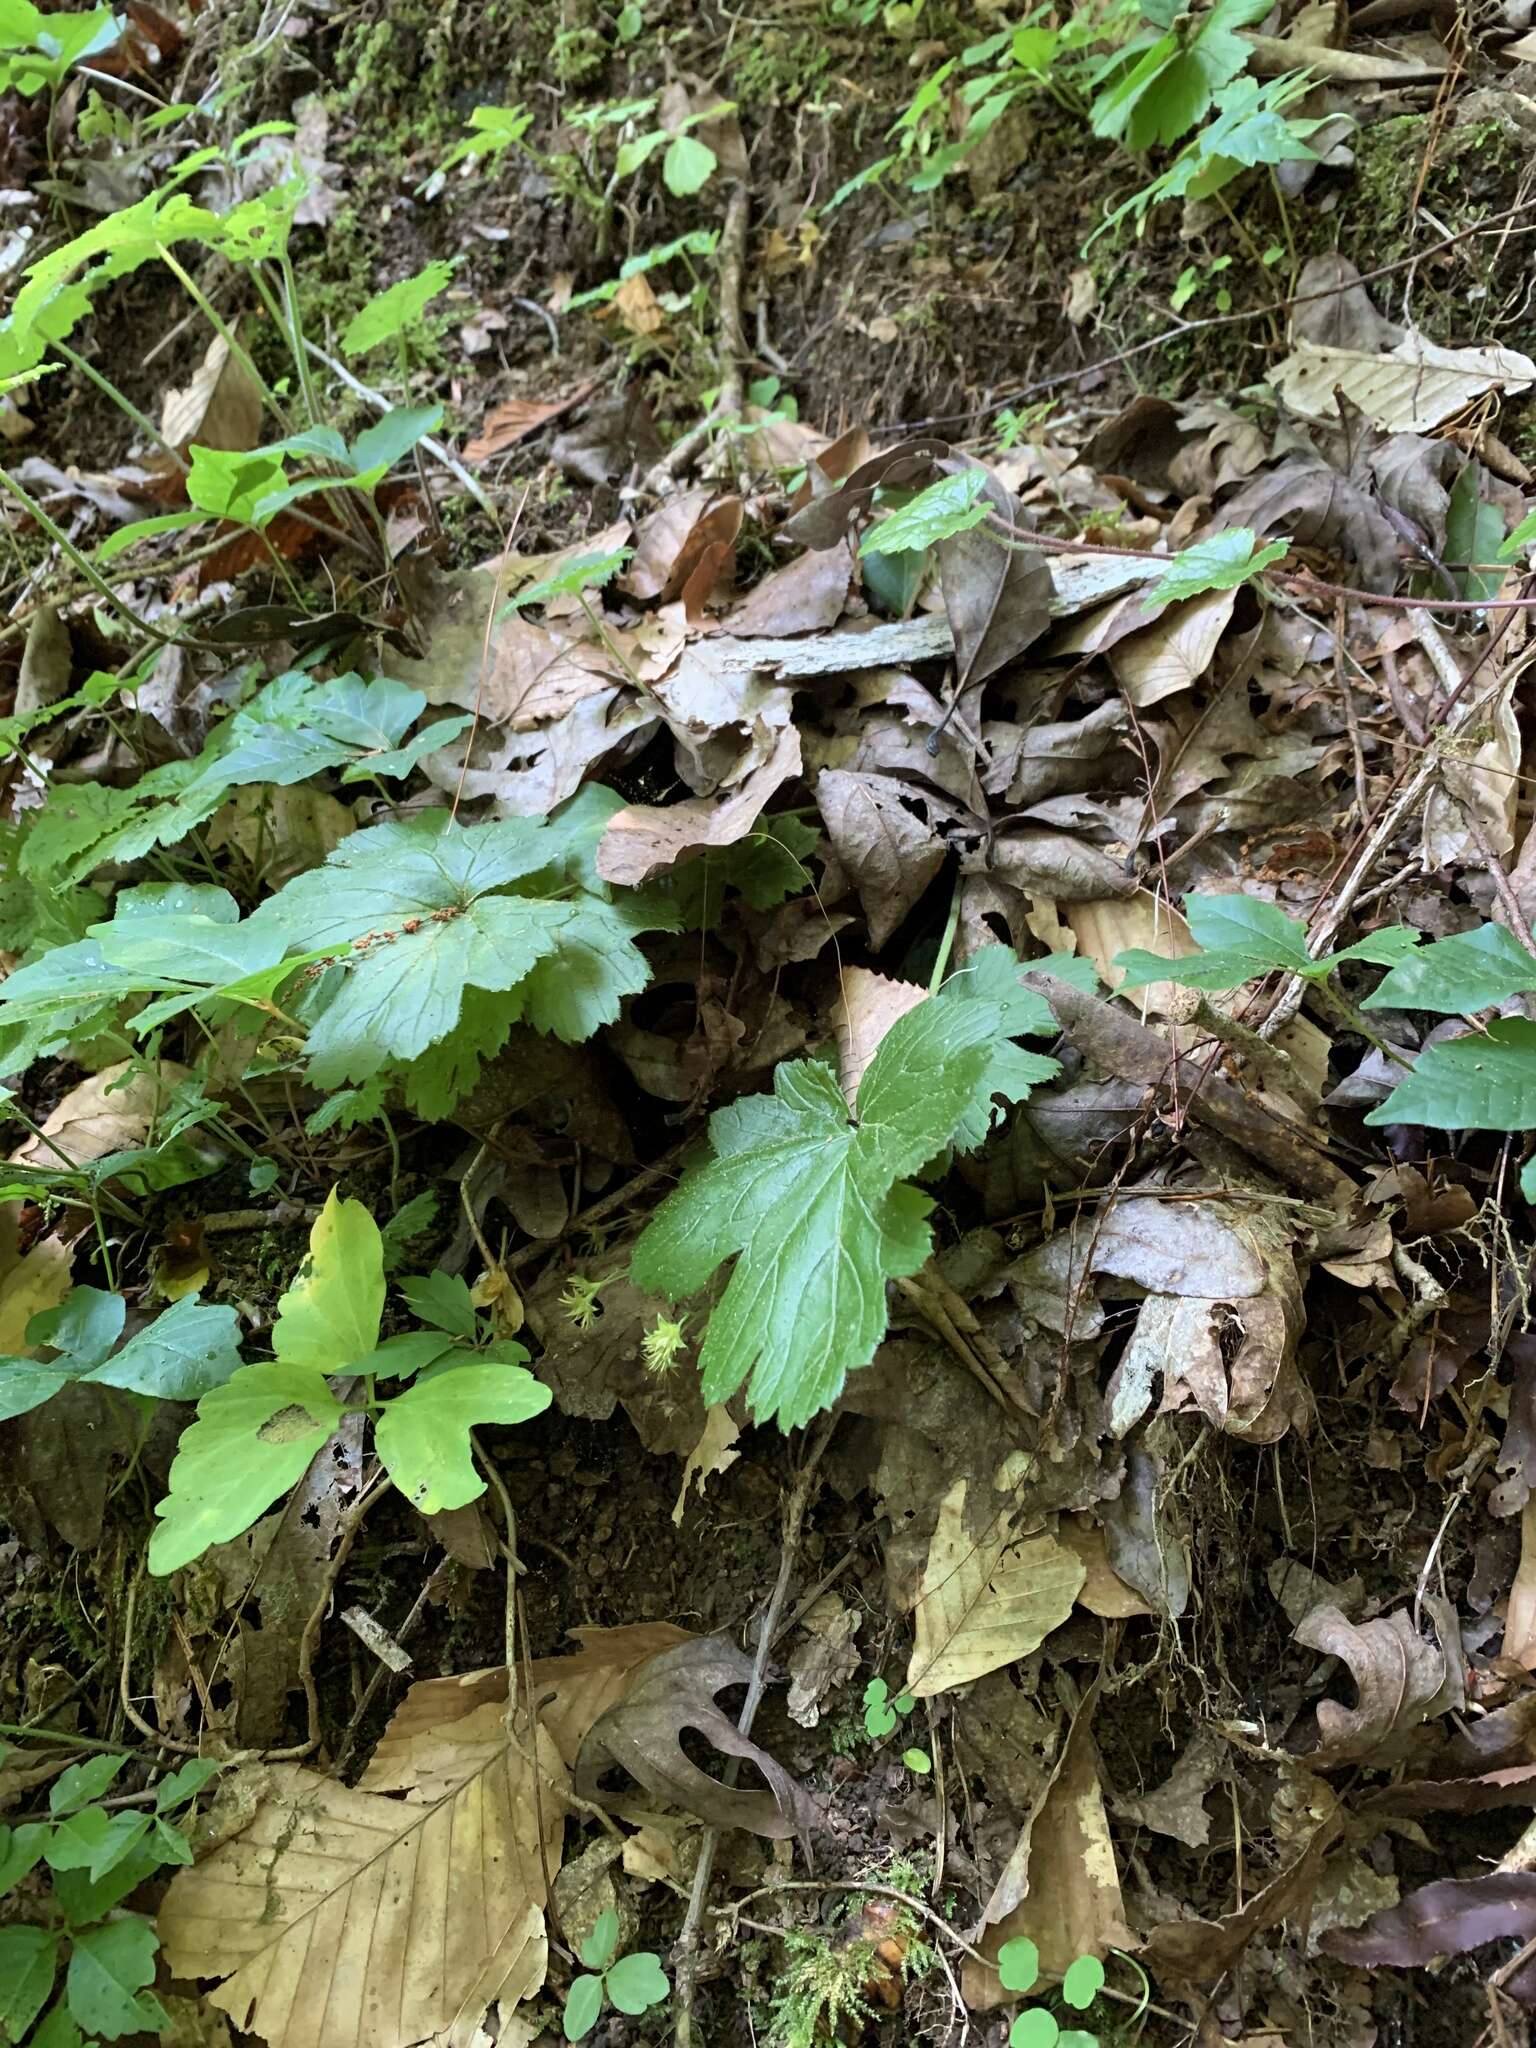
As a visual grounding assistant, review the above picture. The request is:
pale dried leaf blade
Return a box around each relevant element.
[1272,333,1536,433]
[830,968,928,1106]
[672,1407,741,1524]
[160,334,263,455]
[905,1479,1085,1699]
[158,1735,565,2048]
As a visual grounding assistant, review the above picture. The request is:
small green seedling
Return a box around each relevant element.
[563,1909,669,2040]
[0,1752,220,2044]
[998,1939,1108,2047]
[862,1677,915,1740]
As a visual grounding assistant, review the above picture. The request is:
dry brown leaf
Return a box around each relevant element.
[607,272,664,336]
[1273,332,1536,433]
[160,333,262,457]
[785,1595,860,1729]
[1296,1603,1460,1766]
[830,967,929,1106]
[672,1406,741,1524]
[904,1478,1085,1699]
[1060,1516,1156,1619]
[725,540,853,637]
[10,1059,196,1171]
[0,1209,72,1354]
[464,383,599,464]
[574,1635,817,1839]
[595,723,801,887]
[816,768,947,950]
[1062,893,1200,1021]
[1424,664,1519,864]
[363,1624,693,1784]
[159,1735,565,2048]
[964,1694,1131,2005]
[1109,584,1238,706]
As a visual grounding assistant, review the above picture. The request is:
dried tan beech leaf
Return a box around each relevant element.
[829,967,928,1106]
[158,1734,565,2048]
[160,333,262,456]
[595,724,801,888]
[1272,333,1536,434]
[905,1478,1085,1699]
[10,1058,197,1171]
[363,1623,693,1784]
[1108,583,1238,707]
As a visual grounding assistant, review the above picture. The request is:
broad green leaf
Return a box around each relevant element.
[580,1910,620,1971]
[1445,462,1506,604]
[399,1271,478,1339]
[272,1190,384,1369]
[0,1297,240,1425]
[563,1975,604,2042]
[30,2003,86,2048]
[1009,2011,1059,2048]
[997,1936,1040,1993]
[46,1809,151,1886]
[373,1355,551,1511]
[1362,923,1536,1014]
[29,1286,124,1369]
[1062,1954,1105,2009]
[631,951,1055,1426]
[154,1758,221,1812]
[351,403,444,473]
[1149,526,1288,605]
[51,1843,162,1927]
[148,1361,343,1574]
[1366,1019,1536,1132]
[662,132,716,196]
[1523,1157,1536,1204]
[66,1918,168,2040]
[1117,890,1317,991]
[338,714,475,784]
[50,1754,128,1815]
[605,1952,669,2015]
[0,1926,57,2042]
[363,1331,461,1380]
[185,444,287,524]
[342,259,455,357]
[860,471,988,556]
[0,1820,47,1897]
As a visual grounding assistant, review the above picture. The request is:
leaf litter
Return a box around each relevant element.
[7,18,1536,2048]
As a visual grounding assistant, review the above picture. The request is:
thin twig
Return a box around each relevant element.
[671,1417,836,2048]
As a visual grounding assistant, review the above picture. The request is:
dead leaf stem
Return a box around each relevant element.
[670,1415,835,2048]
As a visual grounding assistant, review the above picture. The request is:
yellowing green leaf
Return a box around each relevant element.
[271,1189,384,1369]
[148,1362,343,1575]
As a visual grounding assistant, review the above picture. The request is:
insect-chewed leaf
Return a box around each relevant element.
[374,1357,551,1512]
[271,1189,384,1369]
[148,1362,343,1575]
[632,946,1057,1427]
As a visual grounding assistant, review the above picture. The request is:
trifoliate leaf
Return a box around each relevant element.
[148,1362,343,1574]
[860,470,989,556]
[1361,923,1536,1014]
[1366,1019,1536,1133]
[271,1190,384,1370]
[342,259,455,357]
[373,1356,550,1511]
[1148,526,1288,606]
[631,949,1057,1427]
[605,1952,669,2016]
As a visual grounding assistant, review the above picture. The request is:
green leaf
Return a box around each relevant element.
[563,1974,605,2042]
[1366,1019,1536,1133]
[50,1754,128,1815]
[580,1909,620,1971]
[605,1952,669,2016]
[1009,2012,1059,2048]
[1445,462,1506,604]
[631,949,1055,1427]
[272,1190,385,1369]
[502,548,632,612]
[374,1356,551,1511]
[153,1758,221,1812]
[96,509,206,564]
[860,471,989,556]
[902,1746,932,1773]
[399,1271,479,1339]
[46,1809,151,1886]
[0,1820,48,1896]
[662,132,716,196]
[1524,1157,1536,1205]
[998,1936,1040,1992]
[30,2002,86,2048]
[1148,527,1288,605]
[66,1918,168,2040]
[380,1191,438,1271]
[337,714,475,784]
[1062,1954,1105,2010]
[1116,890,1315,992]
[148,1361,344,1575]
[342,260,456,357]
[0,1926,58,2042]
[351,403,445,473]
[1499,509,1536,562]
[1361,923,1536,1014]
